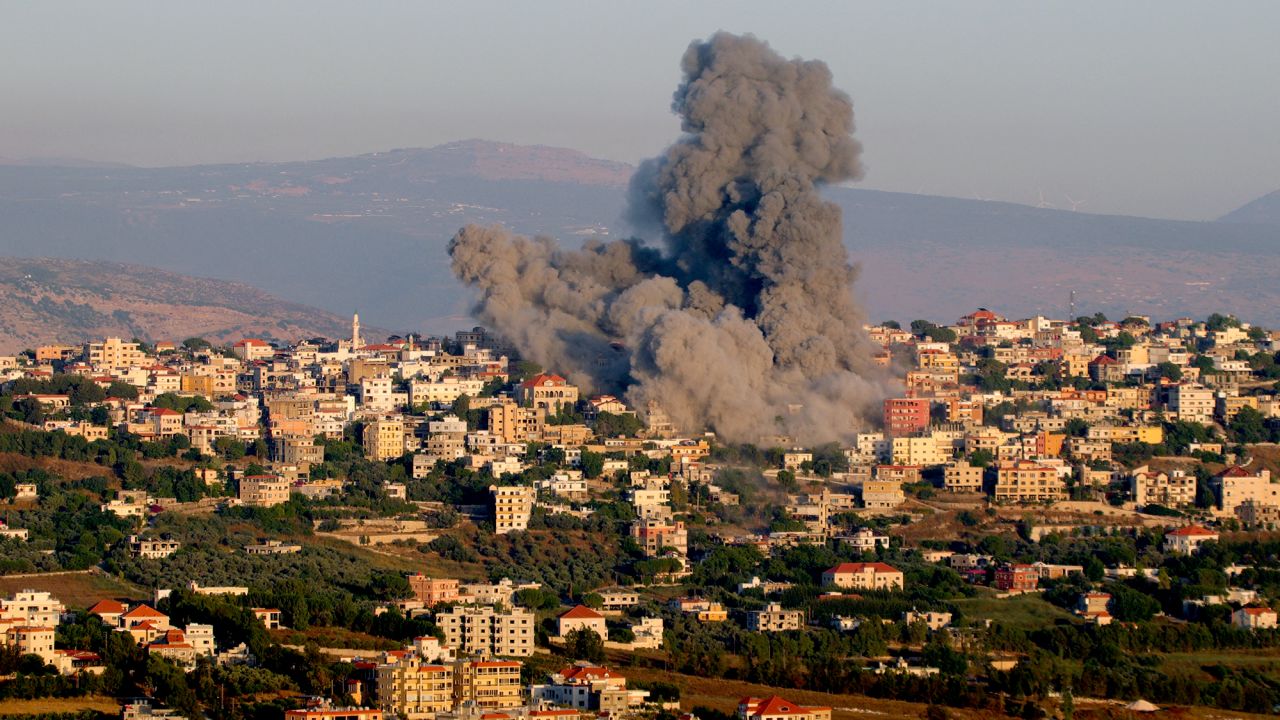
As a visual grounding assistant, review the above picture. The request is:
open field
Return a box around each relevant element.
[0,451,110,481]
[0,695,118,716]
[0,569,149,608]
[952,591,1076,629]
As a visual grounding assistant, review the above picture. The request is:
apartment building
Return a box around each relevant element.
[994,460,1066,503]
[738,696,832,720]
[239,475,293,507]
[883,398,930,437]
[488,402,546,443]
[435,605,535,657]
[453,660,523,710]
[1131,466,1196,507]
[491,485,536,535]
[943,460,984,492]
[363,418,407,462]
[85,337,145,368]
[1214,466,1278,515]
[377,658,455,719]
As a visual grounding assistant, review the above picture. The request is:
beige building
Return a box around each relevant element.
[488,402,546,443]
[747,603,804,632]
[1166,384,1215,424]
[821,562,904,591]
[994,460,1066,503]
[453,660,523,710]
[1131,466,1196,508]
[890,436,948,467]
[85,337,145,368]
[557,605,607,639]
[436,605,535,657]
[861,479,905,509]
[239,475,292,507]
[1215,466,1278,515]
[943,460,983,492]
[517,374,579,413]
[491,485,536,535]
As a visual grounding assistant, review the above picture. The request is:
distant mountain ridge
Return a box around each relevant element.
[1218,189,1280,226]
[0,257,369,354]
[0,139,1277,331]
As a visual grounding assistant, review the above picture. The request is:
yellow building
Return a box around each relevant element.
[491,485,536,535]
[85,337,145,369]
[488,402,545,443]
[376,659,455,719]
[454,660,523,710]
[363,418,407,462]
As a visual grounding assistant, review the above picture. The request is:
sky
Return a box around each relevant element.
[3,1,1279,220]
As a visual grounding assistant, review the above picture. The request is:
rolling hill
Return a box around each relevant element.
[1,140,1277,331]
[0,257,365,354]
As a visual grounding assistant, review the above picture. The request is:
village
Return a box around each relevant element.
[1,307,1279,719]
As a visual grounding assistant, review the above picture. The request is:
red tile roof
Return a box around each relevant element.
[559,604,604,620]
[1167,525,1217,537]
[825,562,900,575]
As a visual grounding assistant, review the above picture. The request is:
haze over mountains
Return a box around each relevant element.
[0,257,361,354]
[1,139,1278,338]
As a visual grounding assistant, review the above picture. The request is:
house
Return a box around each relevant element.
[128,535,181,559]
[530,664,649,715]
[747,603,804,632]
[669,598,728,622]
[737,695,832,720]
[517,374,579,413]
[407,575,460,606]
[902,610,952,631]
[239,475,292,507]
[1163,525,1219,555]
[1075,593,1113,625]
[253,608,283,630]
[1231,606,1278,631]
[994,564,1039,592]
[558,605,607,639]
[821,562,904,592]
[88,599,127,627]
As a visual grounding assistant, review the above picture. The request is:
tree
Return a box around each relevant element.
[1228,406,1267,444]
[1155,362,1183,382]
[579,450,605,479]
[565,628,605,663]
[453,393,471,419]
[182,337,212,351]
[880,320,901,330]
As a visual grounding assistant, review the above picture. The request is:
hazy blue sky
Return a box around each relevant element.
[3,1,1278,220]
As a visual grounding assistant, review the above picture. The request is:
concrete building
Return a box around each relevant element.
[491,485,536,535]
[436,605,535,657]
[747,603,804,632]
[994,460,1066,503]
[239,475,292,507]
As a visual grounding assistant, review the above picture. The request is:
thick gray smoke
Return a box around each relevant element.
[448,32,892,443]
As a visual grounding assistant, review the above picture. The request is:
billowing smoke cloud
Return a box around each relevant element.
[448,32,892,443]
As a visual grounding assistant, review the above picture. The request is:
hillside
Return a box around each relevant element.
[0,257,364,353]
[1,140,1278,331]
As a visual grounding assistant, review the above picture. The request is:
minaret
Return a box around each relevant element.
[351,312,362,349]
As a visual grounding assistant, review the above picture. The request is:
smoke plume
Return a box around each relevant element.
[448,32,892,443]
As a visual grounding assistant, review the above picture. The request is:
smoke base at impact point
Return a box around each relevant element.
[448,32,897,444]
